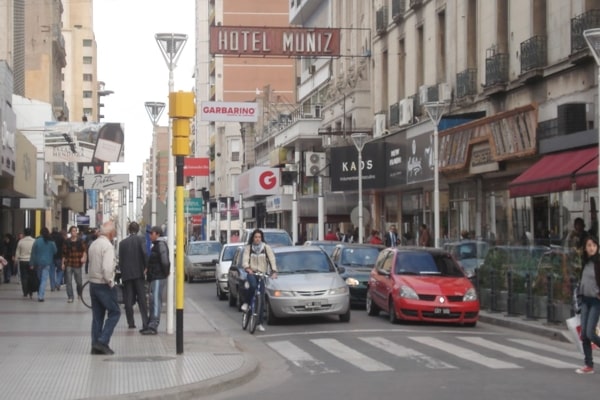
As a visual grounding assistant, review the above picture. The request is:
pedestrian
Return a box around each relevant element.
[385,225,399,247]
[324,229,338,241]
[84,227,98,274]
[50,228,65,291]
[140,226,170,335]
[62,226,87,303]
[118,222,149,330]
[88,221,121,355]
[369,230,383,245]
[15,228,35,298]
[419,224,432,247]
[29,227,57,302]
[2,233,16,283]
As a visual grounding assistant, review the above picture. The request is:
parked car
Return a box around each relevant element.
[443,240,489,278]
[227,246,247,309]
[303,240,339,257]
[240,228,293,247]
[366,247,479,326]
[215,243,244,300]
[265,246,351,324]
[184,241,222,283]
[330,243,384,306]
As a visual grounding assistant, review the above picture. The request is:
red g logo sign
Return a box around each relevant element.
[259,170,277,190]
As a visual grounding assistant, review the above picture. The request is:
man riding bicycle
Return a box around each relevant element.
[241,228,278,332]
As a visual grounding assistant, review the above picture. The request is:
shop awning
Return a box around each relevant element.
[509,147,598,197]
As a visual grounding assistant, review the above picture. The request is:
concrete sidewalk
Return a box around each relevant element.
[0,280,257,400]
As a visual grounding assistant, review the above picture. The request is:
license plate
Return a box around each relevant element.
[434,307,450,314]
[305,301,321,309]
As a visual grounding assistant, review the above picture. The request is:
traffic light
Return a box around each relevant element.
[169,91,195,156]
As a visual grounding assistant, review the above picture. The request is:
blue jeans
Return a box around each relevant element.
[65,267,83,300]
[580,295,600,367]
[54,258,63,288]
[37,265,50,300]
[148,279,166,331]
[245,274,265,325]
[90,282,121,346]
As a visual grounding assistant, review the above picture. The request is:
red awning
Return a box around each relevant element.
[509,147,598,197]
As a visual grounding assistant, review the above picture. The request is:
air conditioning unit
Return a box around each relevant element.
[305,151,327,176]
[438,82,452,102]
[399,98,414,126]
[373,113,387,138]
[419,85,430,105]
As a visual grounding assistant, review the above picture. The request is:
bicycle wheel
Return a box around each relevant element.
[80,281,92,309]
[249,293,261,334]
[242,307,250,330]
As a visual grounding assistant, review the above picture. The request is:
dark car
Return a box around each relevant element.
[240,229,293,247]
[227,245,247,309]
[303,240,339,257]
[366,247,479,326]
[443,240,489,278]
[330,243,385,306]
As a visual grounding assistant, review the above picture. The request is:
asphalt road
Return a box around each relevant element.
[185,281,597,400]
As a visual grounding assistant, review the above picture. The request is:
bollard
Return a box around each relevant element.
[490,268,497,312]
[525,272,536,320]
[506,269,514,315]
[570,276,578,317]
[546,274,554,323]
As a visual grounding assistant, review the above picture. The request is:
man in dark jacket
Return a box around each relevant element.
[140,226,170,335]
[118,222,149,330]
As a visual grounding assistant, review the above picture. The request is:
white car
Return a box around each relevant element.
[215,243,244,300]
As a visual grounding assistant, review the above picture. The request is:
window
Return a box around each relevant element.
[83,91,93,98]
[83,108,92,115]
[230,138,240,161]
[83,56,92,64]
[83,39,93,47]
[83,73,93,81]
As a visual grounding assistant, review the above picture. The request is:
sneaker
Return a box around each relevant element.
[575,366,594,374]
[67,298,73,303]
[257,324,266,332]
[241,303,249,312]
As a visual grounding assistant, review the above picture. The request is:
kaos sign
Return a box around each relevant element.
[238,167,280,198]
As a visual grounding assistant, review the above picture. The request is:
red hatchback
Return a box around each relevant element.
[366,247,479,326]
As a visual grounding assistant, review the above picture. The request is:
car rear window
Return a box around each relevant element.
[222,245,240,261]
[341,248,380,266]
[275,251,334,274]
[395,252,464,277]
[265,232,293,246]
[188,242,222,255]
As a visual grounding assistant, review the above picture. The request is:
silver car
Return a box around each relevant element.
[215,243,243,300]
[265,246,351,324]
[184,241,222,283]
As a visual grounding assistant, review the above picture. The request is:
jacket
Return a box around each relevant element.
[88,235,117,285]
[242,243,277,274]
[147,238,170,281]
[118,234,148,281]
[15,236,35,262]
[30,237,57,267]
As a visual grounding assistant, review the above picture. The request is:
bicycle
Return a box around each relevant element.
[241,272,267,334]
[80,277,125,310]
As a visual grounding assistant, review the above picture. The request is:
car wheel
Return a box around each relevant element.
[236,288,243,311]
[266,300,278,325]
[388,298,399,324]
[186,274,193,283]
[339,307,351,322]
[366,291,380,316]
[216,284,227,300]
[228,288,236,307]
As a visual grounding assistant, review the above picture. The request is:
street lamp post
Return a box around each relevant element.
[584,29,600,209]
[351,132,369,244]
[144,101,165,228]
[155,33,188,335]
[424,101,449,248]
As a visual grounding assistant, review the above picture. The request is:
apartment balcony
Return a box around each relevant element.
[483,53,508,95]
[391,0,406,22]
[520,35,546,81]
[376,6,388,36]
[456,68,477,99]
[570,9,600,63]
[410,0,423,10]
[272,105,324,149]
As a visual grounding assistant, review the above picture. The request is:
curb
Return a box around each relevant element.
[479,313,571,343]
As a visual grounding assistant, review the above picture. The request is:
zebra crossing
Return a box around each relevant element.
[265,334,581,375]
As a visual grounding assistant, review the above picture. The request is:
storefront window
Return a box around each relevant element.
[448,182,476,241]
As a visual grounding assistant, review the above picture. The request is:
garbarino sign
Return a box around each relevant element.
[200,101,258,122]
[210,26,341,57]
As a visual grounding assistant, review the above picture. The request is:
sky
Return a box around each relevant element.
[93,0,196,183]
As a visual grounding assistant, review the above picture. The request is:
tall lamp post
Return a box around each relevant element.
[155,33,187,335]
[351,132,369,244]
[144,101,165,227]
[424,101,449,248]
[584,29,600,209]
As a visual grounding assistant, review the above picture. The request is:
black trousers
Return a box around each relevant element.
[123,278,149,329]
[19,261,31,296]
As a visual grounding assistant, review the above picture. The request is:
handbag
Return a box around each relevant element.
[113,283,125,304]
[566,314,600,354]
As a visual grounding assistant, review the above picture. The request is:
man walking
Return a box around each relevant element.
[29,227,57,302]
[385,225,399,247]
[140,226,170,335]
[118,222,148,330]
[62,226,87,303]
[51,228,65,291]
[15,228,35,298]
[88,221,121,355]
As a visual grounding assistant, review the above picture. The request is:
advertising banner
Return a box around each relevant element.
[238,167,280,198]
[330,142,386,192]
[184,157,210,176]
[83,174,129,190]
[200,102,258,122]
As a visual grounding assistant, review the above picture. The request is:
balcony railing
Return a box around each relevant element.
[520,35,547,74]
[376,6,388,34]
[485,53,508,86]
[571,9,600,53]
[456,68,477,98]
[389,103,399,126]
[410,0,423,10]
[391,0,406,21]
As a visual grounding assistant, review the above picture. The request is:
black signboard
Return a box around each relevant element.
[330,142,386,191]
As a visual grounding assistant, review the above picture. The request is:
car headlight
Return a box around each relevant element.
[267,289,294,297]
[328,286,349,295]
[399,285,419,299]
[345,277,360,287]
[463,288,478,302]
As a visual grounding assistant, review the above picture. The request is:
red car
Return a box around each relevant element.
[366,247,479,327]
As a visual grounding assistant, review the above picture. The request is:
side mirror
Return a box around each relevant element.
[212,259,219,264]
[337,266,346,274]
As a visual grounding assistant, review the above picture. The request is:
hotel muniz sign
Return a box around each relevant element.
[210,26,341,57]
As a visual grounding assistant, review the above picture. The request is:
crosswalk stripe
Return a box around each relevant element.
[507,338,581,359]
[458,337,579,368]
[409,336,521,369]
[267,340,339,375]
[310,338,394,372]
[359,336,456,369]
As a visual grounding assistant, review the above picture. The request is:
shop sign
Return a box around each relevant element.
[469,143,499,174]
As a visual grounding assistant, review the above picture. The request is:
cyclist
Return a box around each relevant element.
[241,228,278,332]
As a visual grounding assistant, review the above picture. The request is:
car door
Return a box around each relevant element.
[370,249,394,309]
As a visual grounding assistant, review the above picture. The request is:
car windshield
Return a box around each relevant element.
[188,242,222,255]
[222,246,240,261]
[341,248,380,267]
[316,243,337,257]
[265,232,293,246]
[275,251,335,274]
[395,252,464,277]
